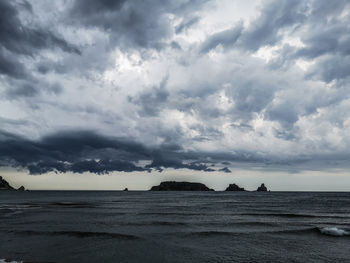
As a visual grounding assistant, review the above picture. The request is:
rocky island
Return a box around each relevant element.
[225,183,245,191]
[0,176,26,191]
[150,181,214,191]
[257,183,268,191]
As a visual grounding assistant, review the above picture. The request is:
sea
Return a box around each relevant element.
[0,191,349,263]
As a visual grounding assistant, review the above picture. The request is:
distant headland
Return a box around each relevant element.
[0,176,26,191]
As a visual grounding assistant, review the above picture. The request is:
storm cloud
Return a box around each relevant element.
[0,0,80,77]
[0,130,239,174]
[67,0,208,51]
[1,0,350,177]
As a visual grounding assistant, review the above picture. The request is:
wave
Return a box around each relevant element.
[115,221,277,227]
[122,221,187,226]
[48,202,96,208]
[6,230,139,240]
[206,221,277,227]
[0,259,51,263]
[184,226,350,237]
[276,227,350,237]
[0,204,41,210]
[136,212,214,216]
[0,204,42,217]
[187,231,239,237]
[0,260,23,263]
[319,227,350,236]
[240,213,348,218]
[135,212,349,219]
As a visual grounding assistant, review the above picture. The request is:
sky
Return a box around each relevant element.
[1,0,350,191]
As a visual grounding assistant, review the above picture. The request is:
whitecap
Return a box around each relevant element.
[0,259,23,263]
[319,227,350,236]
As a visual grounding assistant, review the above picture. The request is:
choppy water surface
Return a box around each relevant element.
[0,191,349,262]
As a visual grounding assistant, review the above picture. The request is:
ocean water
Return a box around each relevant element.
[0,191,349,263]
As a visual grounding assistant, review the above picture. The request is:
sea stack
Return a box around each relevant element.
[0,176,15,190]
[123,188,129,191]
[257,183,268,191]
[18,186,26,191]
[225,183,245,191]
[150,181,214,191]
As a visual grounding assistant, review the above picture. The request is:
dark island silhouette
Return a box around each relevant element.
[225,183,245,191]
[257,183,268,191]
[150,181,214,191]
[0,176,26,191]
[150,181,269,192]
[0,176,14,190]
[1,176,269,192]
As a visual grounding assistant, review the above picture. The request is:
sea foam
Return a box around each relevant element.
[319,227,350,236]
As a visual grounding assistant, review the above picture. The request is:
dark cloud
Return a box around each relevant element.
[70,0,126,16]
[308,56,350,83]
[1,0,350,178]
[248,0,350,84]
[200,0,347,60]
[70,159,146,174]
[0,130,225,174]
[200,0,306,53]
[145,150,215,172]
[0,48,27,78]
[0,0,81,99]
[195,0,350,134]
[26,160,146,175]
[128,77,169,116]
[232,80,275,114]
[239,0,307,51]
[175,16,200,34]
[199,23,243,53]
[290,1,350,83]
[2,77,64,100]
[0,130,148,174]
[219,167,231,173]
[0,0,80,56]
[265,102,300,128]
[6,83,39,98]
[68,0,209,50]
[0,130,276,175]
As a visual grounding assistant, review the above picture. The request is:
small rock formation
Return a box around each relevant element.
[150,181,214,191]
[257,183,268,192]
[18,186,26,191]
[0,176,15,190]
[225,183,245,191]
[123,188,128,191]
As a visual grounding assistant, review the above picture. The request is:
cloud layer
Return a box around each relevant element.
[1,0,350,175]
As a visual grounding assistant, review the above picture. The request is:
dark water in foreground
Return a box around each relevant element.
[0,191,350,263]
